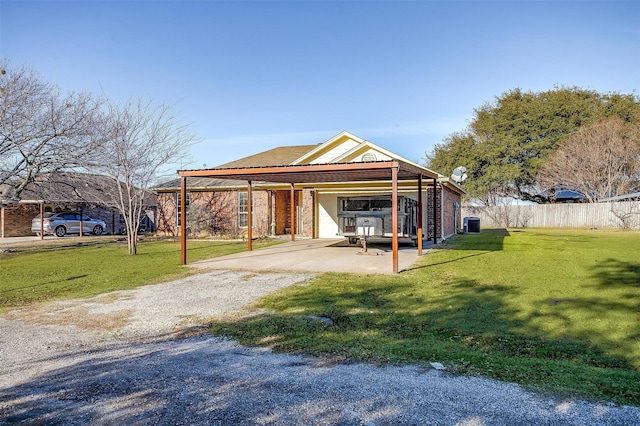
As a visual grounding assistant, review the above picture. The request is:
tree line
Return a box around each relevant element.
[0,59,197,254]
[425,87,640,205]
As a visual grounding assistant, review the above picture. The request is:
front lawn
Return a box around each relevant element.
[0,238,270,310]
[209,229,640,405]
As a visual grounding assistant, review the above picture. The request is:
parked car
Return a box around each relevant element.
[31,212,107,237]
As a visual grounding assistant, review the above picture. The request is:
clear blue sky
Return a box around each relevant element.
[1,1,638,170]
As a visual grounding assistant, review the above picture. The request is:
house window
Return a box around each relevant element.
[238,191,253,227]
[176,193,190,227]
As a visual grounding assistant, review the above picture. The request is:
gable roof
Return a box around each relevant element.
[155,131,453,192]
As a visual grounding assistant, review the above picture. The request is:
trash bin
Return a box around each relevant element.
[464,217,480,233]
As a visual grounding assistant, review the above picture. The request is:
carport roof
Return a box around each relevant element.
[178,160,439,184]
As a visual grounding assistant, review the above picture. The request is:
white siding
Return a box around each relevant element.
[310,140,360,164]
[354,149,392,162]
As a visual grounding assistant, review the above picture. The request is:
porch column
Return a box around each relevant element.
[432,178,437,244]
[180,176,187,265]
[392,166,399,273]
[39,202,44,240]
[79,206,83,237]
[247,181,253,251]
[417,175,423,256]
[290,183,295,241]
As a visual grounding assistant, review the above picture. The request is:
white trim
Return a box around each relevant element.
[290,131,366,165]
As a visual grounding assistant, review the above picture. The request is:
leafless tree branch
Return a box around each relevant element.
[0,59,103,200]
[537,117,640,202]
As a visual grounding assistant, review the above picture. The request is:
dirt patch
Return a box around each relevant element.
[5,304,134,330]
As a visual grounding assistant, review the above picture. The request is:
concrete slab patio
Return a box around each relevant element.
[190,238,432,274]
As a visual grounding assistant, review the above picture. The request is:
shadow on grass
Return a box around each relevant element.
[591,258,640,289]
[0,275,90,294]
[209,273,640,404]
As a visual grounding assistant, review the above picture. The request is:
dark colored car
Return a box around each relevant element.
[31,212,107,237]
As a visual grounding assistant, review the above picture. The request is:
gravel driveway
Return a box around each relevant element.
[1,270,638,425]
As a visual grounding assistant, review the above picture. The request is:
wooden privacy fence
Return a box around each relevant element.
[461,201,640,229]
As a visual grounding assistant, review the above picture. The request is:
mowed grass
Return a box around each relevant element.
[209,229,640,405]
[0,238,268,310]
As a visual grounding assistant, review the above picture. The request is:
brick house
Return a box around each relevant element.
[0,172,157,237]
[154,131,464,242]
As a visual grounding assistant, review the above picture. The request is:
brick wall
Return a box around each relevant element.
[1,205,39,237]
[301,188,315,237]
[156,190,272,238]
[441,187,462,237]
[157,188,315,238]
[274,190,292,235]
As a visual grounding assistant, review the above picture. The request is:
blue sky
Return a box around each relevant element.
[1,0,639,170]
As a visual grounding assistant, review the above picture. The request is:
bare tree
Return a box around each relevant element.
[537,117,640,203]
[0,60,102,200]
[90,98,197,254]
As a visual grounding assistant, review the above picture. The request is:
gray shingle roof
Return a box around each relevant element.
[154,144,319,191]
[217,144,319,168]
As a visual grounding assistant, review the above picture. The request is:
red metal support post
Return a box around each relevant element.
[392,166,399,273]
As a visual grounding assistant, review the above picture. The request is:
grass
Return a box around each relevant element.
[209,229,640,405]
[0,238,273,310]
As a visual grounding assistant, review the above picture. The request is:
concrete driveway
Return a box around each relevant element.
[190,238,431,274]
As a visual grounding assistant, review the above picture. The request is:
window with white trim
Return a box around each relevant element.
[176,192,190,227]
[238,191,253,227]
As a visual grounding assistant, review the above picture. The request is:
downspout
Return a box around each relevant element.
[392,165,399,273]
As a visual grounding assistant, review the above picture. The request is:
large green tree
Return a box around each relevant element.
[426,87,640,204]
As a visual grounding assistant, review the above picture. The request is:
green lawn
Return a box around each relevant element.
[209,229,640,405]
[0,238,268,310]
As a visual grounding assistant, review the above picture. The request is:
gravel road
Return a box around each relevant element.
[1,270,638,425]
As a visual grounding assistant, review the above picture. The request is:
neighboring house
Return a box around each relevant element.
[154,131,464,242]
[0,172,157,237]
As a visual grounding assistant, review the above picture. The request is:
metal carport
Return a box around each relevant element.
[177,160,439,273]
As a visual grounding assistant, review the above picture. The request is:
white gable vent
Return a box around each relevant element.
[361,152,377,162]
